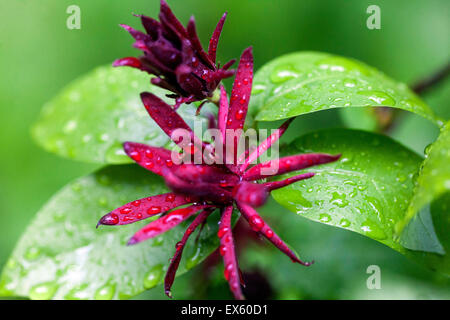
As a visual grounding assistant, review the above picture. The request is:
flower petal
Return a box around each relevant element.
[97,193,197,226]
[175,64,206,99]
[239,118,294,172]
[208,12,227,64]
[218,85,229,142]
[112,57,143,69]
[187,16,214,69]
[263,173,315,191]
[139,15,161,39]
[218,206,244,300]
[123,142,174,176]
[225,47,253,170]
[237,202,313,266]
[127,204,211,245]
[226,47,253,133]
[243,153,341,181]
[159,0,188,39]
[120,24,150,42]
[164,207,214,297]
[140,92,203,148]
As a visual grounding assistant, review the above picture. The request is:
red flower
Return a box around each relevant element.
[98,48,340,299]
[113,0,235,108]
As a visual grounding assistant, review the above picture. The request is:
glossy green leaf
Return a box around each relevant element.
[249,52,438,124]
[398,121,450,231]
[32,65,210,164]
[271,129,421,251]
[0,165,225,300]
[397,122,450,265]
[270,129,448,274]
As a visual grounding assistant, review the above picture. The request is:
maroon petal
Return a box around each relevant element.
[218,85,229,142]
[205,69,235,93]
[222,59,236,70]
[139,15,161,39]
[187,17,214,69]
[123,142,175,176]
[147,40,182,69]
[175,64,206,99]
[218,206,244,300]
[164,207,214,297]
[225,47,254,165]
[237,202,313,266]
[140,92,203,149]
[112,57,143,69]
[263,173,315,191]
[239,118,294,172]
[226,47,253,132]
[120,24,150,42]
[208,12,227,64]
[159,0,188,39]
[243,153,341,181]
[173,94,196,110]
[151,77,182,95]
[97,193,196,226]
[140,48,175,73]
[127,204,211,245]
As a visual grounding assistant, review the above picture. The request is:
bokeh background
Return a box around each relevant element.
[0,0,448,299]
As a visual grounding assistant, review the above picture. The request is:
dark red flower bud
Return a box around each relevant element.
[113,0,235,105]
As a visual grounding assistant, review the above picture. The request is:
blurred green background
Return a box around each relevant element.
[0,0,448,299]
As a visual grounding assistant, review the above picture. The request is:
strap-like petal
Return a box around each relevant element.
[218,85,229,143]
[225,47,253,169]
[164,208,214,297]
[237,202,312,266]
[97,193,197,226]
[262,173,315,191]
[187,17,214,69]
[159,0,188,39]
[140,92,203,148]
[239,118,293,172]
[123,142,174,176]
[127,204,210,245]
[243,153,341,181]
[218,206,244,300]
[208,13,227,63]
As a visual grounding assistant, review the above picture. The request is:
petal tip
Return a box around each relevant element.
[165,290,173,299]
[127,237,139,246]
[97,213,119,226]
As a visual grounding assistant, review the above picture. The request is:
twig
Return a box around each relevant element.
[411,62,450,95]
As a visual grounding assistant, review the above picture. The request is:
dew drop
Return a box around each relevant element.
[186,246,202,269]
[144,265,164,289]
[25,247,41,260]
[105,144,129,163]
[339,218,351,228]
[360,220,387,240]
[319,213,331,223]
[94,283,116,300]
[29,282,58,300]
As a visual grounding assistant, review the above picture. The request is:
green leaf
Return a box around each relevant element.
[0,165,225,300]
[249,52,438,124]
[397,122,450,267]
[398,121,450,232]
[270,128,448,274]
[32,65,210,164]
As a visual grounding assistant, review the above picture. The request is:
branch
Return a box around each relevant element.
[411,62,450,95]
